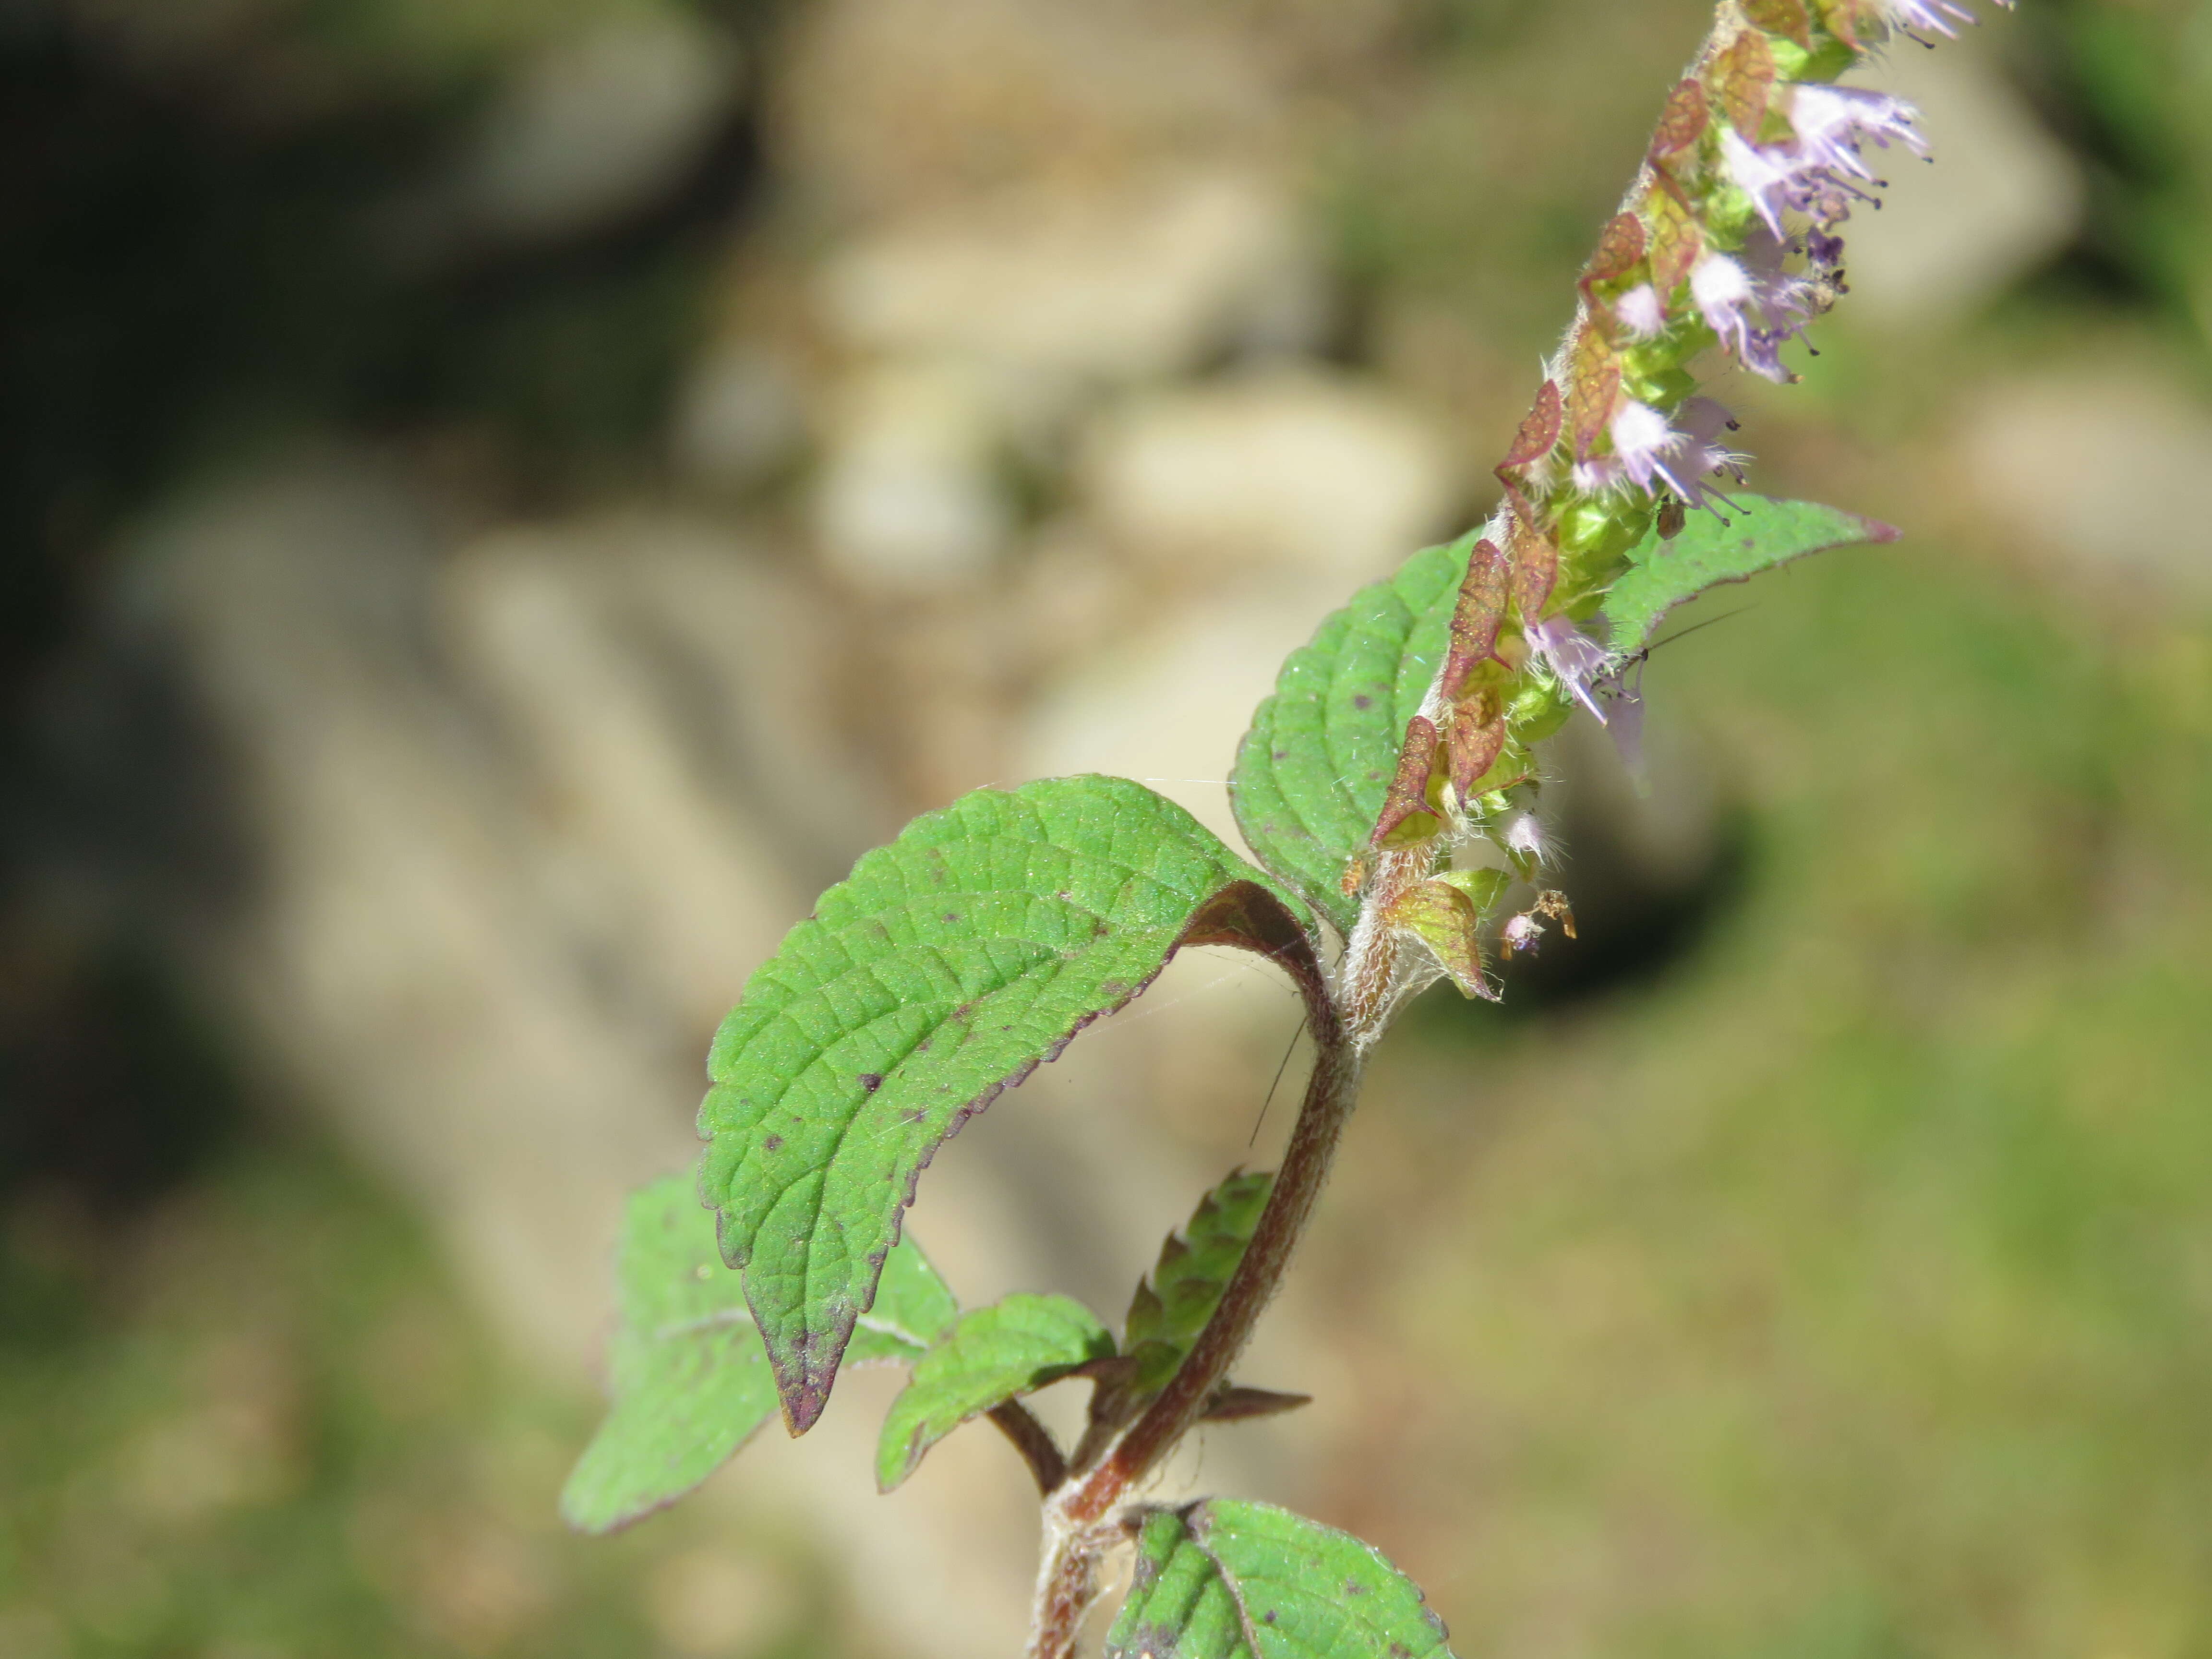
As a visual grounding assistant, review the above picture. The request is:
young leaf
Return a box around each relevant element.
[1230,536,1469,934]
[560,1173,957,1534]
[1200,1385,1312,1422]
[698,774,1321,1433]
[1078,1172,1293,1462]
[1105,1500,1456,1659]
[1604,497,1898,657]
[875,1293,1113,1491]
[1124,1170,1273,1397]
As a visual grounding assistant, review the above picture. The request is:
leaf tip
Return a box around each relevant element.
[771,1334,842,1435]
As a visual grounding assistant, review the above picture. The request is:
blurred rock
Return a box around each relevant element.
[135,453,842,1369]
[1079,367,1462,589]
[437,517,877,1034]
[669,341,809,493]
[591,525,898,885]
[1958,363,2212,603]
[779,0,1282,222]
[1840,32,2084,327]
[818,169,1324,387]
[1022,586,1325,859]
[454,12,745,245]
[1009,523,1146,668]
[811,360,1012,591]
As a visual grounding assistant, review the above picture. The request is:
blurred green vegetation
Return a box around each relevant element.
[1338,539,2212,1657]
[2012,0,2212,372]
[0,1146,844,1659]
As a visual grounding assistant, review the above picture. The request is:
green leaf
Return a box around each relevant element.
[560,1173,957,1534]
[856,1222,962,1352]
[1106,1500,1457,1659]
[698,774,1321,1432]
[1229,534,1471,935]
[1110,1508,1256,1659]
[1603,497,1898,657]
[1124,1171,1274,1398]
[874,1293,1113,1491]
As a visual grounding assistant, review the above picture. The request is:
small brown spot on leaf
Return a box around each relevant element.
[858,1072,884,1093]
[1353,693,1372,709]
[763,1133,783,1152]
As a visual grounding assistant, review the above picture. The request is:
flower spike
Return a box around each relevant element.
[1346,0,2014,1008]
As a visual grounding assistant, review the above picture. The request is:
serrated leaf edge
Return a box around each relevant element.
[703,781,1321,1434]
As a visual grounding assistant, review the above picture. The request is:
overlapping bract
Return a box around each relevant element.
[1329,0,2006,899]
[1230,497,1892,993]
[1227,535,1475,936]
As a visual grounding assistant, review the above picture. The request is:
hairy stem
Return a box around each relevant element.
[1023,938,1372,1658]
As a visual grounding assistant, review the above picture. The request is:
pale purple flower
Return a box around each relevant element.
[1527,615,1613,723]
[1883,0,1980,39]
[1719,85,1926,238]
[1500,912,1543,958]
[1527,615,1648,775]
[1719,127,1809,240]
[1690,247,1810,382]
[1614,282,1667,339]
[1572,397,1742,511]
[1787,84,1927,185]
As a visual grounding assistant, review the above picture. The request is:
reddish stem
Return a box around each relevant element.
[1023,950,1367,1658]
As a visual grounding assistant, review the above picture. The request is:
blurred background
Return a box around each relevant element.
[2,0,2208,1654]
